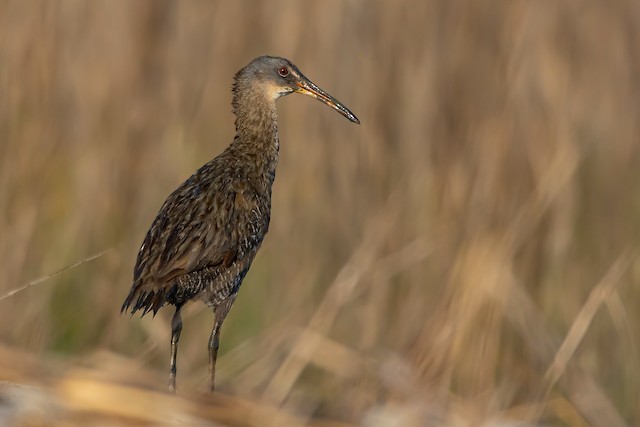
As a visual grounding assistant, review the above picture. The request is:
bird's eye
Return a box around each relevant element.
[278,66,289,77]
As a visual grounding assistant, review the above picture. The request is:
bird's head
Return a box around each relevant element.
[235,56,360,124]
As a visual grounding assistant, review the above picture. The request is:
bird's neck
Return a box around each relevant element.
[231,92,280,179]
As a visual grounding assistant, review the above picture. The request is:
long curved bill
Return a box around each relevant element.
[295,80,360,124]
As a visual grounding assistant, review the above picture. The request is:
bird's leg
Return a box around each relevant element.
[169,306,183,393]
[208,321,221,394]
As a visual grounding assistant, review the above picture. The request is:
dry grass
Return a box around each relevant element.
[1,0,639,425]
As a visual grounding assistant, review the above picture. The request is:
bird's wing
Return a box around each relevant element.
[141,184,238,284]
[122,171,265,315]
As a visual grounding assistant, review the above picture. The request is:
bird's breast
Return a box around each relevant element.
[232,178,272,241]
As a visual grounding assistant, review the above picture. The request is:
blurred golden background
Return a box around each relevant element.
[0,0,639,426]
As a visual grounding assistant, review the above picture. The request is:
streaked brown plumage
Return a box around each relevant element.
[121,56,359,393]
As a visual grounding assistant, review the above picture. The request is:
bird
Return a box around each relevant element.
[121,55,359,394]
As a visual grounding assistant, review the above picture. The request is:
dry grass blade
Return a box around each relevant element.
[515,250,636,427]
[499,255,633,427]
[0,248,113,303]
[604,290,638,399]
[542,250,634,392]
